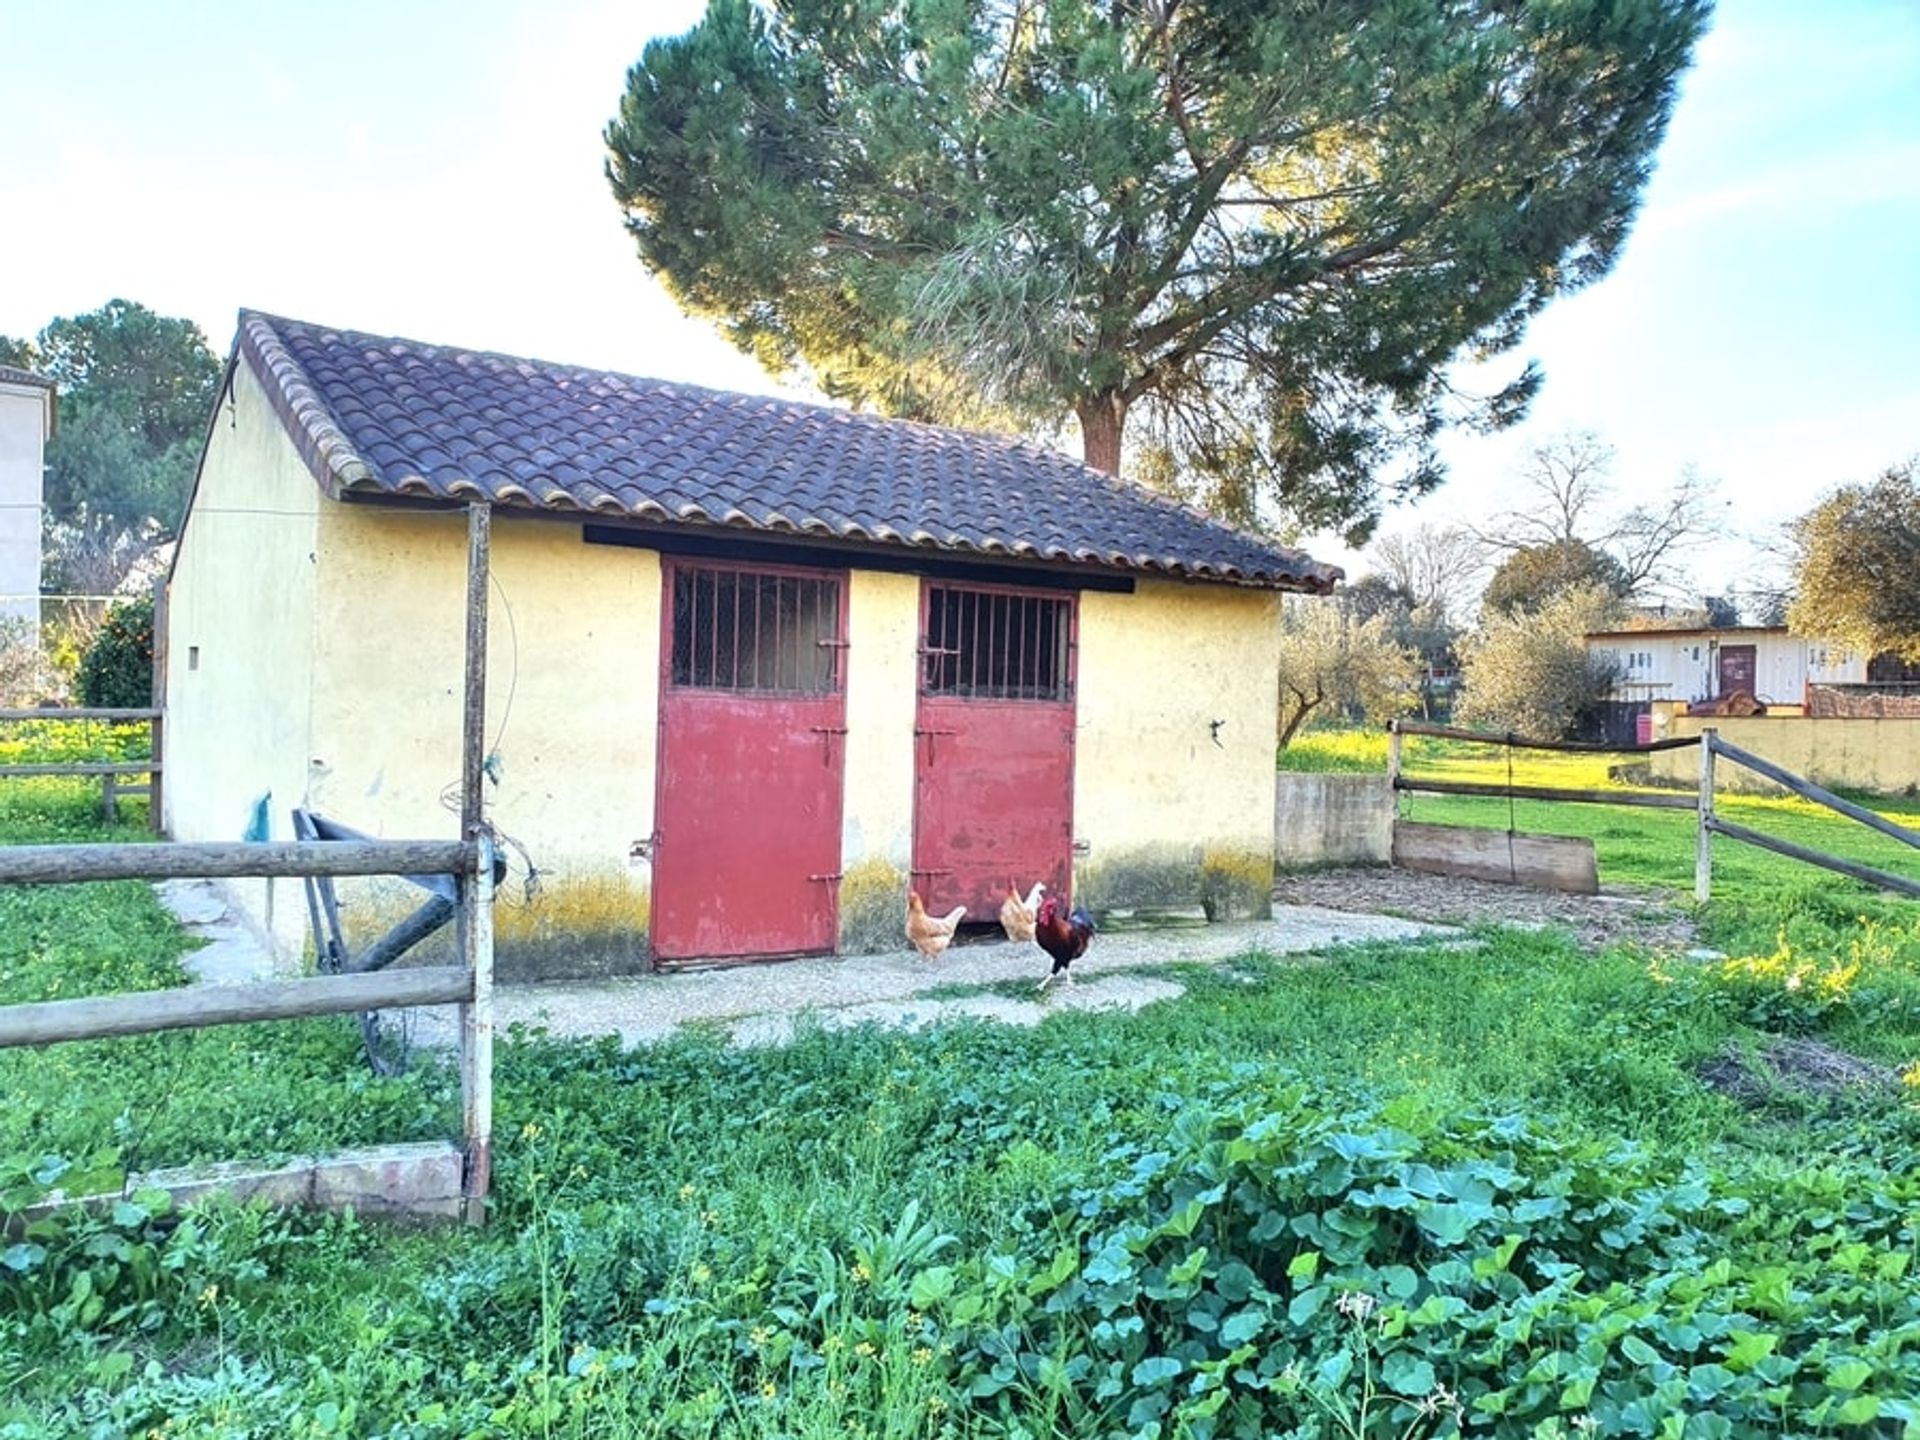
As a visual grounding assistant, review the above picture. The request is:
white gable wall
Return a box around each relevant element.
[0,382,50,629]
[163,358,322,954]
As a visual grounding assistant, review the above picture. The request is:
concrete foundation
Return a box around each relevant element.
[1274,774,1395,868]
[7,1142,465,1231]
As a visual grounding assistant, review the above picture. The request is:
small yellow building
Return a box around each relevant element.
[165,313,1338,977]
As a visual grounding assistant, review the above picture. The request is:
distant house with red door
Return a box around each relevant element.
[1585,624,1867,719]
[163,313,1339,977]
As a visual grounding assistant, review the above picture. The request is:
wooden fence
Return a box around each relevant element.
[1387,719,1920,903]
[0,706,164,830]
[0,503,500,1223]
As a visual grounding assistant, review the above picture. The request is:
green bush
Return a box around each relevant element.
[76,596,154,709]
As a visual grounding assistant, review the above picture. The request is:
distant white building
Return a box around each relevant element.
[1585,624,1867,710]
[0,364,54,629]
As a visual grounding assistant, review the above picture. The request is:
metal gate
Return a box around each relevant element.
[652,561,847,963]
[911,581,1076,919]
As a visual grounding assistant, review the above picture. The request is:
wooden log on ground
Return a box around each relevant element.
[1392,777,1697,810]
[0,967,474,1049]
[1391,819,1600,894]
[0,839,477,886]
[1708,735,1920,851]
[1704,817,1920,899]
[1389,719,1702,754]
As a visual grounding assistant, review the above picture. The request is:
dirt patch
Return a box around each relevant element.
[1270,865,1696,951]
[1698,1036,1898,1107]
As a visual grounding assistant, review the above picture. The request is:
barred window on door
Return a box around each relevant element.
[670,567,843,694]
[921,585,1071,701]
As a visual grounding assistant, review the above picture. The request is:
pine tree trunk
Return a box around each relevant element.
[1077,393,1127,474]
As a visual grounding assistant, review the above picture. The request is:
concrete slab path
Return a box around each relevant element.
[410,905,1451,1050]
[152,881,1450,1049]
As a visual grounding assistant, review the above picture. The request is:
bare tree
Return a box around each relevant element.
[1471,431,1723,602]
[1367,524,1486,630]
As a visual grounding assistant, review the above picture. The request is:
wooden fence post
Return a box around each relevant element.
[1386,720,1403,814]
[461,831,495,1226]
[457,501,493,1226]
[1695,728,1717,904]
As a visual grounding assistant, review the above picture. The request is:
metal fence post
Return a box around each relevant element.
[1695,729,1716,904]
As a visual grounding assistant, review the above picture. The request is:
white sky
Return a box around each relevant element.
[2,0,1915,601]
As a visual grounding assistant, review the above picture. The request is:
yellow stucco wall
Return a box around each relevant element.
[168,380,1293,968]
[1652,714,1920,796]
[164,358,322,951]
[1073,581,1282,917]
[307,507,661,978]
[836,570,919,952]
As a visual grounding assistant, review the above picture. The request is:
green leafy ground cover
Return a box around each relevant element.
[4,760,1920,1435]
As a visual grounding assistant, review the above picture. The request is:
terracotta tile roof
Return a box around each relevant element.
[236,311,1340,592]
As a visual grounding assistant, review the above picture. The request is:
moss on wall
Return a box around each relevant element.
[839,857,908,956]
[1077,843,1273,922]
[493,871,651,983]
[336,870,652,985]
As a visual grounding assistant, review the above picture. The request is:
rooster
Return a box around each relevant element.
[905,891,968,959]
[1034,895,1096,992]
[999,879,1046,944]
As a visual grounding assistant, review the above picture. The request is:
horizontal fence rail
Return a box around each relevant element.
[0,967,475,1050]
[1,706,167,832]
[1708,735,1920,853]
[0,839,478,886]
[1388,718,1920,904]
[1391,776,1698,811]
[0,707,163,722]
[0,761,160,777]
[1704,816,1920,900]
[1389,719,1702,754]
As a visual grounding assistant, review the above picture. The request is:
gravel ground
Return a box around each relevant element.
[398,904,1451,1050]
[1270,867,1698,951]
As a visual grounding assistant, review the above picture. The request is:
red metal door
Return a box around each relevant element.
[912,583,1076,918]
[653,563,847,963]
[1718,644,1756,697]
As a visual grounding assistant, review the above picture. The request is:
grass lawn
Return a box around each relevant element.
[5,766,1920,1435]
[1283,727,1920,901]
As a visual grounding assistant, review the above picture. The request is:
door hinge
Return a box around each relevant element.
[808,872,844,883]
[810,726,849,735]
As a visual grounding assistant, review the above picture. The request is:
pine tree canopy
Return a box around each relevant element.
[607,0,1708,540]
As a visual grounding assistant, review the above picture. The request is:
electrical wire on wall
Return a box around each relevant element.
[436,567,542,908]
